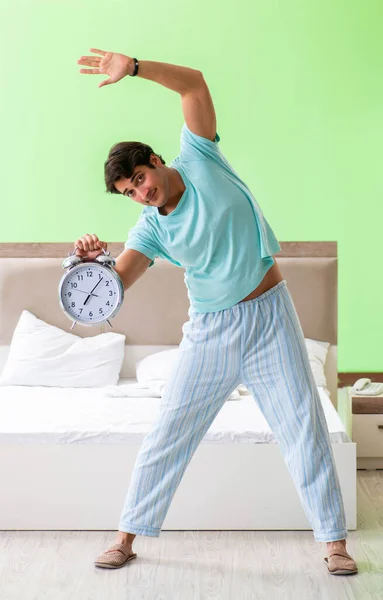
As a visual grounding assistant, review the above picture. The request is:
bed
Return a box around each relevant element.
[0,242,357,531]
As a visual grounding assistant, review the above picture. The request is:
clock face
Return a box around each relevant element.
[60,264,122,324]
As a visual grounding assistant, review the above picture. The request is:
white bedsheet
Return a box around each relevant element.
[0,380,350,445]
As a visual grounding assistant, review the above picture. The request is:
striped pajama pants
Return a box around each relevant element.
[119,279,347,543]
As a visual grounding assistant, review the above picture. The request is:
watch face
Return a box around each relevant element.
[59,263,122,324]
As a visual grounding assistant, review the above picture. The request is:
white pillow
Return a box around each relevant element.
[0,346,10,377]
[305,337,330,390]
[136,339,330,390]
[136,348,180,383]
[0,310,125,387]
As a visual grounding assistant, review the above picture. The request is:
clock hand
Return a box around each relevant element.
[76,289,99,297]
[89,277,103,294]
[83,277,103,306]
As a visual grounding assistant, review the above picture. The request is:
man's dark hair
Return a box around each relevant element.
[104,141,166,194]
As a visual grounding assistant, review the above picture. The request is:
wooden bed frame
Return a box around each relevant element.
[0,242,356,532]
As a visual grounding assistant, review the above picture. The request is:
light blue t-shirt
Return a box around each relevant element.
[124,123,281,314]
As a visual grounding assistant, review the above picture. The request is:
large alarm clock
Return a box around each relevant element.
[58,246,124,329]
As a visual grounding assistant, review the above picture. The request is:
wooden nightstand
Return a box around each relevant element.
[351,388,383,469]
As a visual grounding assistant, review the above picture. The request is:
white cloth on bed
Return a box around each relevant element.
[106,379,241,400]
[0,379,350,445]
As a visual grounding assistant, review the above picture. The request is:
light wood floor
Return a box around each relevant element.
[0,471,382,600]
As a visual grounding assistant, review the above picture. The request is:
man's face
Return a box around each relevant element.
[113,155,169,208]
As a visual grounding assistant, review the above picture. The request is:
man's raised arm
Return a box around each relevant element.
[77,49,216,140]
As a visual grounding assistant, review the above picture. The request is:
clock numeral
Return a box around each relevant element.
[109,290,113,296]
[71,282,78,289]
[105,281,109,286]
[106,301,110,306]
[79,308,83,314]
[77,275,84,281]
[68,292,72,297]
[99,308,103,315]
[98,273,102,279]
[71,302,75,308]
[87,271,93,277]
[89,311,93,317]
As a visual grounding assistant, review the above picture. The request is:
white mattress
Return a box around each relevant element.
[0,380,350,445]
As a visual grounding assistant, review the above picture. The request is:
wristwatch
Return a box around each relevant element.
[130,58,139,77]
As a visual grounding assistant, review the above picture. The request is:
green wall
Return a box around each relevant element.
[0,0,382,372]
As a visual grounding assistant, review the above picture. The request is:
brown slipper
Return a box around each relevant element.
[324,547,358,575]
[94,543,137,569]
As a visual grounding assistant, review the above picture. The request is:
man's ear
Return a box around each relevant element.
[150,153,160,166]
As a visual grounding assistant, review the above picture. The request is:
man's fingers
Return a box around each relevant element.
[80,69,100,74]
[90,48,107,56]
[77,58,100,66]
[79,55,101,60]
[85,234,96,250]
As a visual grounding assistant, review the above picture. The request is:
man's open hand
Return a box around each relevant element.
[77,48,133,88]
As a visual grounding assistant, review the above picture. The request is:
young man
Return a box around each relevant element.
[75,49,357,575]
